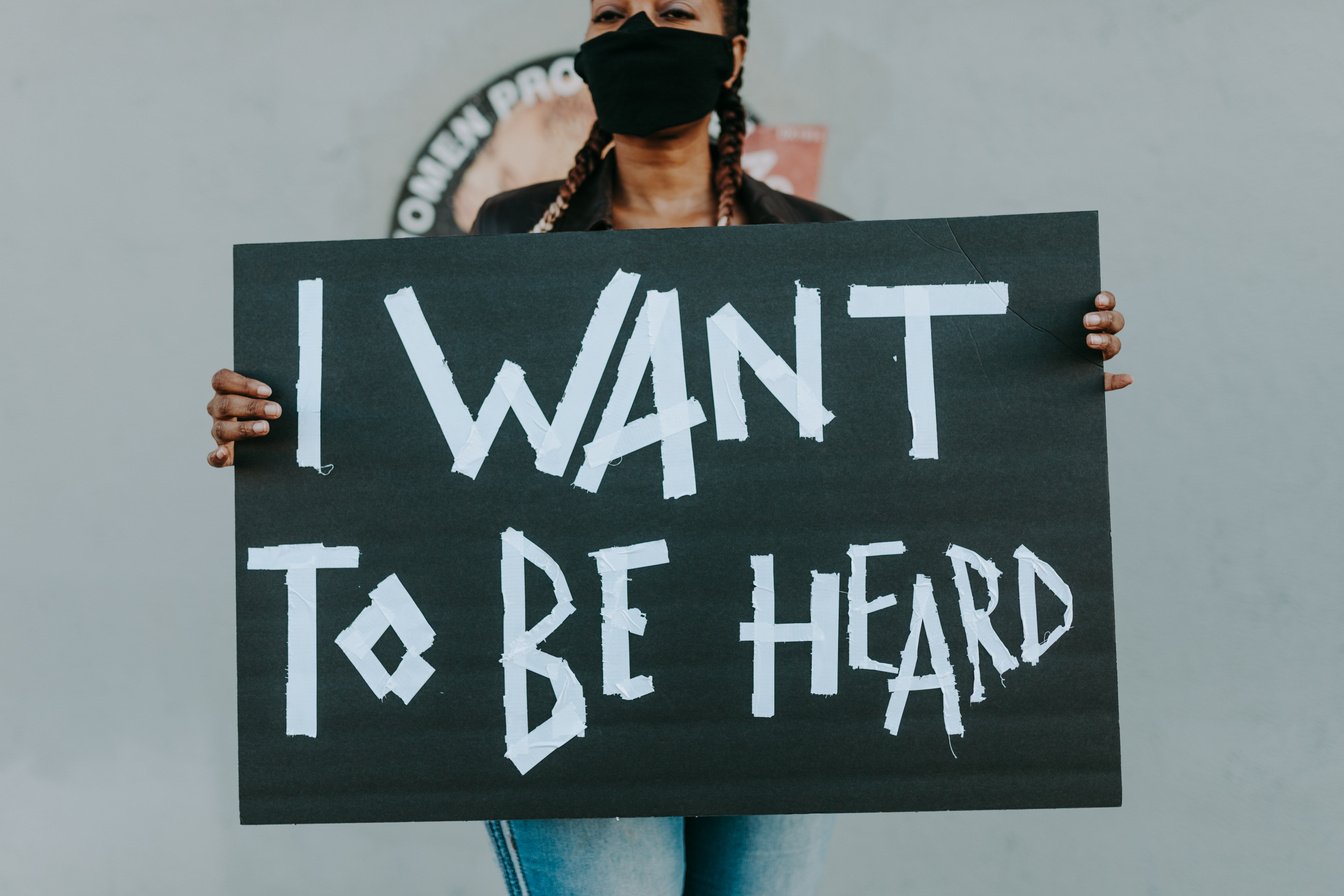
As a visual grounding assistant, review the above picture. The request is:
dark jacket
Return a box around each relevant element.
[471,154,849,235]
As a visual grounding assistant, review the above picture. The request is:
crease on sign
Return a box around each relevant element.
[739,556,840,719]
[885,574,964,739]
[335,574,437,703]
[946,544,1019,703]
[846,542,906,675]
[1015,545,1074,665]
[296,279,331,474]
[705,283,833,442]
[591,540,668,701]
[247,544,360,738]
[500,529,586,775]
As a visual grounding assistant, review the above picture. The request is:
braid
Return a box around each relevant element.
[532,120,612,234]
[713,86,747,227]
[723,0,750,39]
[714,0,750,226]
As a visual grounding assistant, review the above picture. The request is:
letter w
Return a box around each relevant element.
[385,270,640,479]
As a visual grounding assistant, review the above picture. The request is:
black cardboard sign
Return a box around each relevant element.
[233,213,1119,824]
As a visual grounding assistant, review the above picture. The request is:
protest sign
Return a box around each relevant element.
[234,213,1119,823]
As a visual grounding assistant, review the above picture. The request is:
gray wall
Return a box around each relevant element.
[3,1,1339,893]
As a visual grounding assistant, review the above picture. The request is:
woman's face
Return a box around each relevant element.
[585,0,745,89]
[585,0,728,41]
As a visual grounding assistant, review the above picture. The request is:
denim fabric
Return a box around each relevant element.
[486,815,835,896]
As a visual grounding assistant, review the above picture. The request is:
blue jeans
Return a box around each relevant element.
[486,815,835,896]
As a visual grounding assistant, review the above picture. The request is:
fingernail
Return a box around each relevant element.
[265,402,281,417]
[252,421,268,434]
[1085,313,1101,327]
[215,447,227,458]
[1088,334,1104,347]
[256,384,272,397]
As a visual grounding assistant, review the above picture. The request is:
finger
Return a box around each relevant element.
[207,443,235,467]
[211,368,273,398]
[1086,332,1122,360]
[206,394,282,421]
[1104,372,1134,392]
[212,418,271,444]
[1094,291,1116,311]
[1083,309,1126,334]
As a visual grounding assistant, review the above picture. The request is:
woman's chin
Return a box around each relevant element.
[617,117,714,143]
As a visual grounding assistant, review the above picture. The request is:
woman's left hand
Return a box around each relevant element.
[1085,291,1132,392]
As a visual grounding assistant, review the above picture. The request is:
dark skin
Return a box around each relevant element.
[206,0,1129,467]
[588,0,747,230]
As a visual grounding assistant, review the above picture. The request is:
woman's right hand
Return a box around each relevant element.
[206,369,282,468]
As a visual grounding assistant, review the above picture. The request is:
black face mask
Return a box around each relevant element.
[574,12,736,138]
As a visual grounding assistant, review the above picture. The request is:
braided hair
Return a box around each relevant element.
[532,0,750,234]
[531,119,613,234]
[713,0,749,226]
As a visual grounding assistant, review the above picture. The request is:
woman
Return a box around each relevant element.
[207,2,1130,893]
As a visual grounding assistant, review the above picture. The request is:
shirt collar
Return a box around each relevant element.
[557,151,795,232]
[558,153,617,232]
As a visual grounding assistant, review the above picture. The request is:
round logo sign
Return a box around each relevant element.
[390,54,595,238]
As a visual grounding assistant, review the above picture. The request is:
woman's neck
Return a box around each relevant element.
[609,119,720,230]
